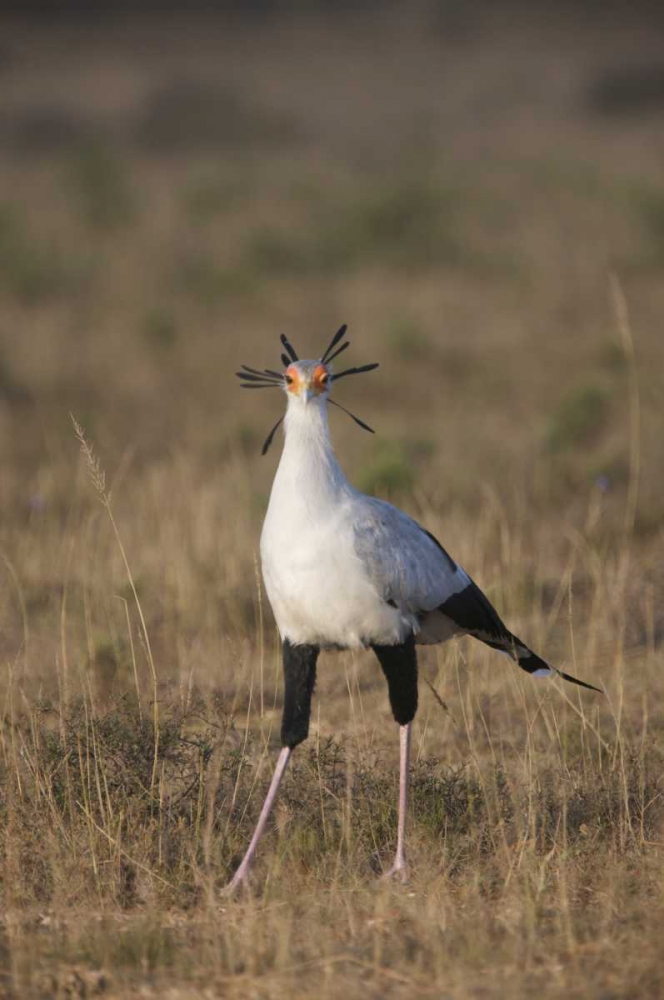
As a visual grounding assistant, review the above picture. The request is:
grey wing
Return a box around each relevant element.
[350,497,602,690]
[352,496,470,616]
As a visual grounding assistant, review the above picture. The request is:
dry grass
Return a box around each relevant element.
[0,7,663,997]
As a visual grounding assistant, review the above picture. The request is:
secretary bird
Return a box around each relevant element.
[228,325,600,891]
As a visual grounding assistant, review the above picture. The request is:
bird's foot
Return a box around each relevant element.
[381,856,409,884]
[222,865,253,897]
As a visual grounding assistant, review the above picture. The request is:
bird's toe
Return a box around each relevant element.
[381,859,409,884]
[222,870,254,897]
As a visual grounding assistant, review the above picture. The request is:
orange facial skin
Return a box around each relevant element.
[311,364,330,394]
[284,363,331,395]
[284,365,301,393]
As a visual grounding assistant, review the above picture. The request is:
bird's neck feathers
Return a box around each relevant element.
[284,394,332,451]
[274,396,349,506]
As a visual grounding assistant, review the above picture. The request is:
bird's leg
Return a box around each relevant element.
[372,635,418,883]
[224,640,319,894]
[225,746,291,893]
[383,722,411,881]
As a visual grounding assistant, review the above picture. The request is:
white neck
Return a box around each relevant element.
[270,395,350,516]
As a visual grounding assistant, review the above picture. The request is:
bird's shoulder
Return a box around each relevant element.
[350,494,462,609]
[351,495,452,558]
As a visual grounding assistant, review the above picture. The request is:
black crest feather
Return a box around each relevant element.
[237,324,379,454]
[321,324,348,363]
[280,333,298,362]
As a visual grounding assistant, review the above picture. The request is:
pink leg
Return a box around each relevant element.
[383,723,411,882]
[225,746,291,893]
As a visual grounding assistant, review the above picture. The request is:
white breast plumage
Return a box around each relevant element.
[260,403,403,648]
[260,391,470,649]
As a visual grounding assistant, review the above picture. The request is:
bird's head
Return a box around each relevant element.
[236,325,379,454]
[283,359,332,404]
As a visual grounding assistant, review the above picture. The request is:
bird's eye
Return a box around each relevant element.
[320,374,329,385]
[285,375,294,385]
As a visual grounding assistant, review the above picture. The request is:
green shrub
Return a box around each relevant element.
[545,384,609,453]
[386,318,429,360]
[357,441,415,497]
[66,144,137,230]
[0,203,91,304]
[142,308,178,350]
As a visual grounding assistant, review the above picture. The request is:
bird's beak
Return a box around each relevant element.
[301,386,314,404]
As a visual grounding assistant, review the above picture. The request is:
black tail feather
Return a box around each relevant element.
[508,634,603,693]
[439,576,602,695]
[482,631,602,693]
[555,668,604,694]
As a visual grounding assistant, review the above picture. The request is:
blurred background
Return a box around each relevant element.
[0,1,663,695]
[2,9,664,992]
